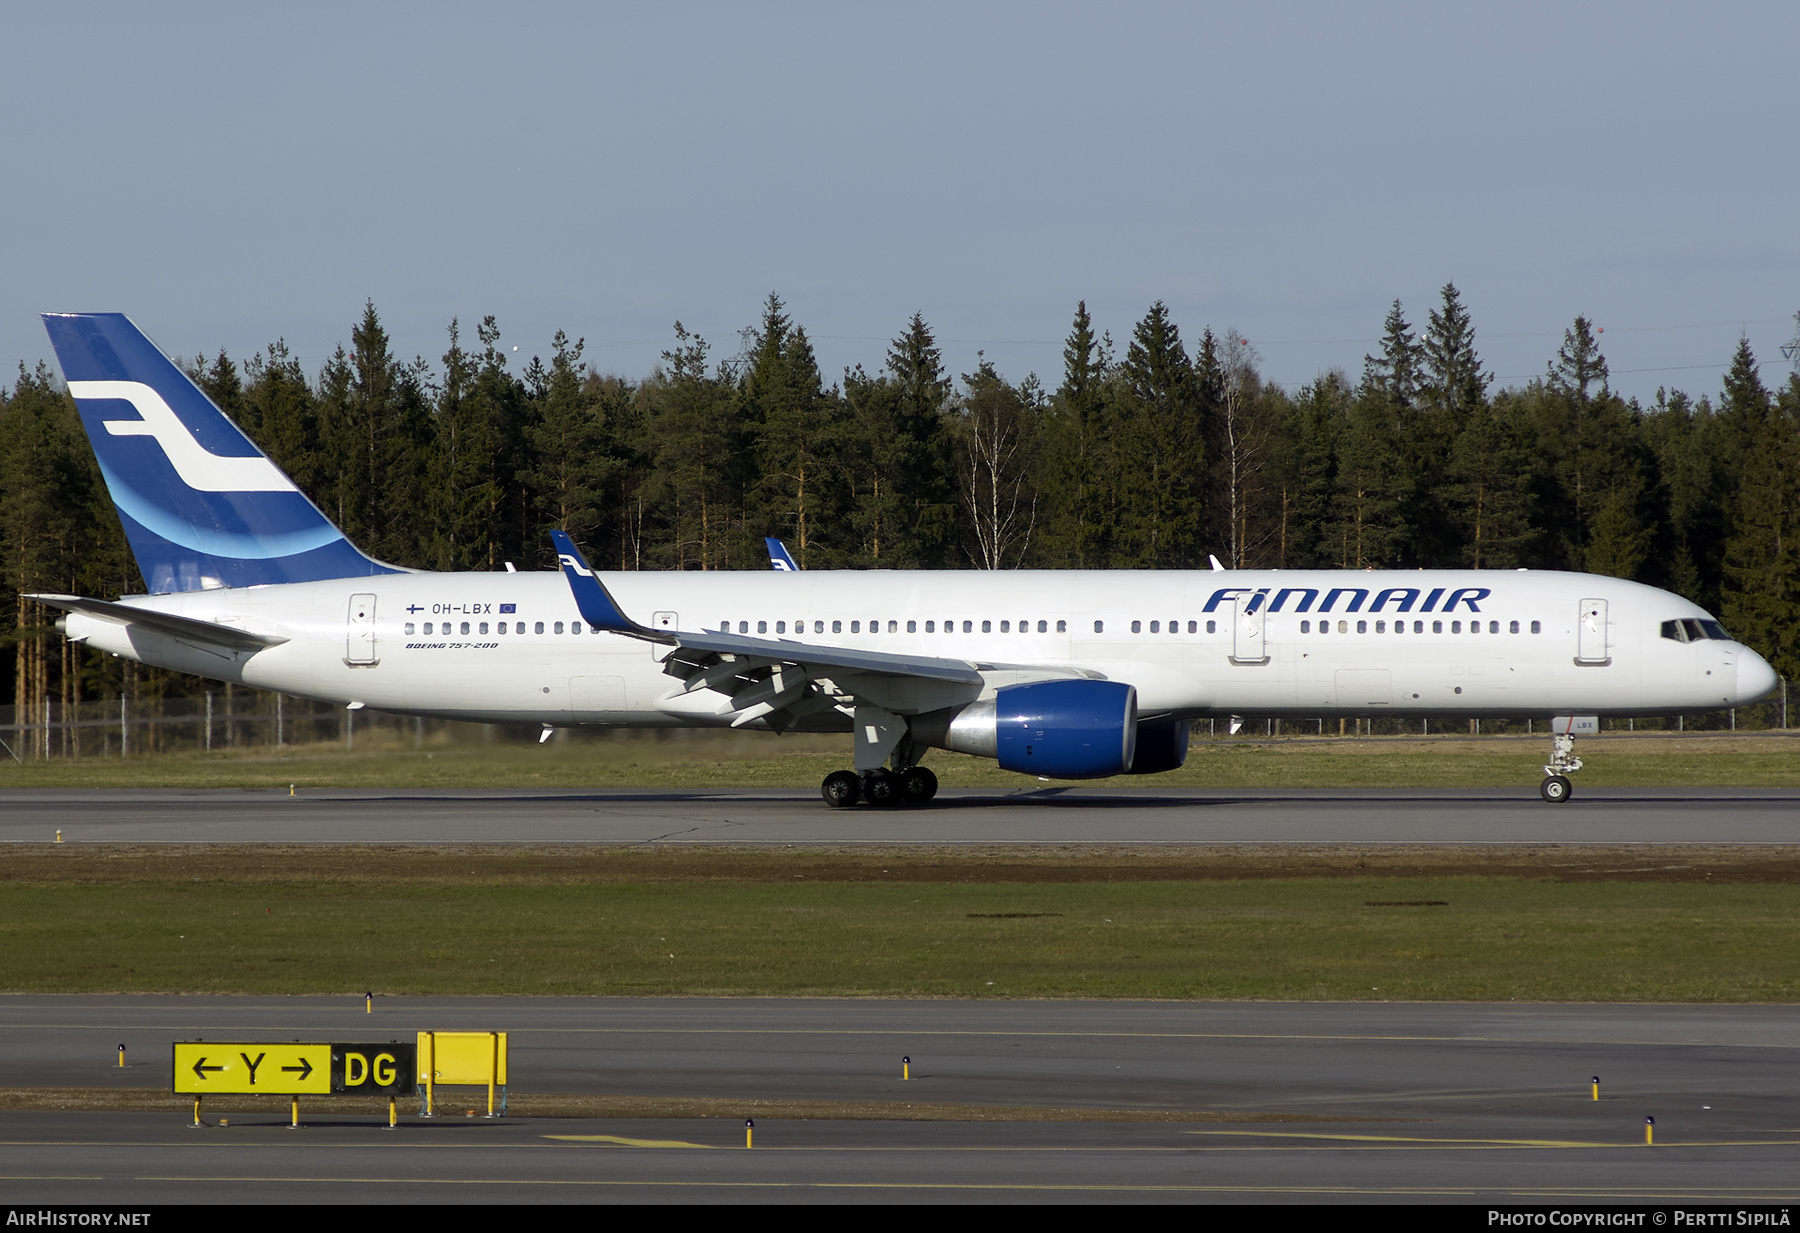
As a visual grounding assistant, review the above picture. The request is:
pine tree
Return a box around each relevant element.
[1721,370,1800,679]
[1420,282,1490,420]
[1361,300,1422,407]
[876,312,954,566]
[243,341,320,500]
[745,295,844,567]
[648,322,740,570]
[1113,302,1202,567]
[1444,401,1535,568]
[1330,391,1407,568]
[525,330,620,557]
[1038,301,1110,567]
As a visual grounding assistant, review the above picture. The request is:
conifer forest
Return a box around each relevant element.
[4,285,1797,744]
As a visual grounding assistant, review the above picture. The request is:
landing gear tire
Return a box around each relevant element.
[862,770,901,808]
[900,766,939,804]
[821,770,861,808]
[1540,775,1572,804]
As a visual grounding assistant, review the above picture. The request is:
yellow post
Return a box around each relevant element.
[423,1032,435,1117]
[192,1096,202,1128]
[745,1118,754,1148]
[54,830,62,843]
[1645,1116,1654,1145]
[291,1096,299,1129]
[487,1032,498,1117]
[902,1055,911,1081]
[365,992,372,1014]
[289,784,295,797]
[388,1097,397,1129]
[118,1043,126,1068]
[1592,1076,1600,1101]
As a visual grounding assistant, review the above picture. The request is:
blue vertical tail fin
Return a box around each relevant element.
[765,537,799,571]
[41,312,399,593]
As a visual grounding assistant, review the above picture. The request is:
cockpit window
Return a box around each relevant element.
[1663,618,1733,643]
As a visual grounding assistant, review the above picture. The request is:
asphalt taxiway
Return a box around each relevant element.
[1,998,1797,1203]
[1,785,1797,845]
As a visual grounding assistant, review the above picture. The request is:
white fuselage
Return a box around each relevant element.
[65,568,1773,729]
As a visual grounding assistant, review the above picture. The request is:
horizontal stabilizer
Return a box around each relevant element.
[28,593,288,653]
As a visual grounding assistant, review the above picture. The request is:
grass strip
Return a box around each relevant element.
[3,731,1799,790]
[4,845,1798,1002]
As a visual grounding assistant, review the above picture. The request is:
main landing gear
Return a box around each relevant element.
[820,765,939,808]
[821,703,941,808]
[1540,731,1583,804]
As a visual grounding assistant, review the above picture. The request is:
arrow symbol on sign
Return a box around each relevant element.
[281,1058,313,1081]
[191,1057,223,1080]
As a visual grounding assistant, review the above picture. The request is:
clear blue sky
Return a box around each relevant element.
[4,2,1796,404]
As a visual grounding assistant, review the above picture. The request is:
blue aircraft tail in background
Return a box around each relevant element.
[765,537,799,571]
[41,313,400,593]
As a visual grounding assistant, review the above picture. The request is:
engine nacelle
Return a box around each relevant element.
[918,679,1138,779]
[1127,718,1190,775]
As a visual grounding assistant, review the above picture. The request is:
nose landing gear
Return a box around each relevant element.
[1540,731,1584,803]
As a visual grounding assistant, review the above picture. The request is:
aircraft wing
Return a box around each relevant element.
[27,593,289,654]
[549,531,1083,729]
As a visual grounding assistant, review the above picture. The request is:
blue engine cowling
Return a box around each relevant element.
[1126,718,1190,775]
[993,679,1138,779]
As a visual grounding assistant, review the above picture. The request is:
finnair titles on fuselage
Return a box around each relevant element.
[34,313,1777,807]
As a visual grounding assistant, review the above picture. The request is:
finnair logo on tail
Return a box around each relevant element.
[558,553,594,577]
[69,381,296,494]
[772,558,796,572]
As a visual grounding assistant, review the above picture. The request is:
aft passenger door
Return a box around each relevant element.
[346,593,379,667]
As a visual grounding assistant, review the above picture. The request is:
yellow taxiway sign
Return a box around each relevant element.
[172,1042,331,1095]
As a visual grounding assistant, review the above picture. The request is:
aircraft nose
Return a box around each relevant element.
[1736,648,1779,704]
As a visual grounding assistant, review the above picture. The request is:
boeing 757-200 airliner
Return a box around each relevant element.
[31,313,1778,806]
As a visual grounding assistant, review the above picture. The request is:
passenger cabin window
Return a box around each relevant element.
[776,621,786,634]
[1000,620,1010,633]
[553,621,564,634]
[926,620,935,633]
[1300,620,1311,634]
[963,620,973,633]
[1206,620,1216,634]
[907,620,916,633]
[758,620,768,634]
[1131,620,1142,633]
[405,622,416,635]
[832,620,842,633]
[535,622,545,634]
[461,621,471,635]
[851,621,861,633]
[479,622,489,635]
[1056,620,1067,633]
[1093,620,1104,633]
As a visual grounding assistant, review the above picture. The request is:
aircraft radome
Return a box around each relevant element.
[32,313,1778,807]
